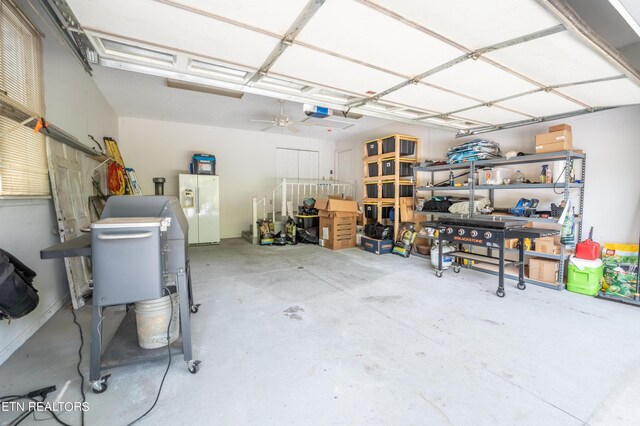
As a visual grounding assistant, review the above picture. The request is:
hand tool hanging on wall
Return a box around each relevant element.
[104,137,135,195]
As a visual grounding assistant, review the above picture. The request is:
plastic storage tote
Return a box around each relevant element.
[365,183,378,199]
[381,137,416,155]
[381,205,393,219]
[364,203,377,219]
[365,140,378,157]
[382,182,413,198]
[367,161,378,177]
[381,159,394,176]
[380,159,413,177]
[478,167,513,185]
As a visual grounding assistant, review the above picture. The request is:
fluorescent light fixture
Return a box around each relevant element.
[363,103,389,112]
[609,0,640,36]
[448,121,481,129]
[394,110,419,118]
[166,79,244,99]
[421,116,454,124]
[314,92,349,103]
[190,60,247,82]
[255,76,306,93]
[100,38,175,66]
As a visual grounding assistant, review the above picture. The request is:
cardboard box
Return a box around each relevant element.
[529,258,559,283]
[319,215,357,250]
[361,236,394,255]
[505,238,519,249]
[549,124,572,133]
[315,198,358,215]
[535,130,572,153]
[317,198,358,250]
[534,236,561,255]
[328,195,354,201]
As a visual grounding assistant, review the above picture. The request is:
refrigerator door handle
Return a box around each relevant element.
[97,232,153,240]
[195,181,200,214]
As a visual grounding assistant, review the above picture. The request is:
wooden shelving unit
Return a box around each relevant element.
[362,134,420,238]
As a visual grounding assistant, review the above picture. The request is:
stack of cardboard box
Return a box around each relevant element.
[534,235,561,255]
[529,258,559,284]
[316,198,359,250]
[535,124,572,154]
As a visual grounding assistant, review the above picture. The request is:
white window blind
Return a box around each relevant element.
[0,0,48,196]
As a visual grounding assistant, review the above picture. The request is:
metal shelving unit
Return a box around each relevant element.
[413,150,586,289]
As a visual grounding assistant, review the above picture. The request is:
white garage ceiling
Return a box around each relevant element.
[61,0,640,136]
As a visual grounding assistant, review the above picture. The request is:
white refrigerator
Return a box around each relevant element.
[179,174,220,244]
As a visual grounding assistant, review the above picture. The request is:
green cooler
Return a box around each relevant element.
[567,257,603,296]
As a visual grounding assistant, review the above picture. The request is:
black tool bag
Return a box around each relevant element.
[0,249,39,322]
[364,223,394,240]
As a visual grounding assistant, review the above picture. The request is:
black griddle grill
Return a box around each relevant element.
[425,216,558,297]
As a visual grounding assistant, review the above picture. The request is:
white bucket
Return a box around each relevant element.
[431,244,455,269]
[134,291,180,349]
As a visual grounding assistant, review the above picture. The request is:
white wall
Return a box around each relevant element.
[0,1,119,365]
[118,117,335,238]
[336,106,640,244]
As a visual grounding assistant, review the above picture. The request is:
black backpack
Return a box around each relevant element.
[0,249,39,322]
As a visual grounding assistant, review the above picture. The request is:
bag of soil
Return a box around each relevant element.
[393,223,417,258]
[258,220,275,245]
[285,218,298,245]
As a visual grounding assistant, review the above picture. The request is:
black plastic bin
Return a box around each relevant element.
[382,182,413,198]
[364,204,377,219]
[367,162,378,177]
[381,160,413,177]
[381,137,395,154]
[366,141,378,157]
[381,159,394,176]
[399,139,416,156]
[381,182,394,198]
[399,161,413,177]
[365,183,378,199]
[296,215,319,229]
[381,205,393,219]
[382,136,416,156]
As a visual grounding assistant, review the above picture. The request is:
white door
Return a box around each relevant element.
[298,150,319,180]
[276,148,319,181]
[336,149,352,183]
[276,148,299,180]
[46,138,91,309]
[179,173,199,244]
[197,175,220,243]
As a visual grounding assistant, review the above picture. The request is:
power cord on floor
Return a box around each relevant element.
[70,308,86,426]
[126,287,174,425]
[0,304,87,426]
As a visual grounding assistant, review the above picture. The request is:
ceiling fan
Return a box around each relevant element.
[250,99,301,133]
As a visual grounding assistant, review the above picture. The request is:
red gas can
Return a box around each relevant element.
[575,227,600,260]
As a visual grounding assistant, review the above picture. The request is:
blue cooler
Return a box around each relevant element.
[191,154,216,175]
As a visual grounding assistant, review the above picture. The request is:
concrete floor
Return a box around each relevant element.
[1,238,640,425]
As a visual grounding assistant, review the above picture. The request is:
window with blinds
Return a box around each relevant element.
[0,0,48,196]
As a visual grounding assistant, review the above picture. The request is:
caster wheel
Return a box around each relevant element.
[92,382,107,394]
[190,304,200,314]
[453,266,461,273]
[435,271,443,278]
[517,282,526,290]
[496,288,505,298]
[91,374,110,394]
[188,360,201,374]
